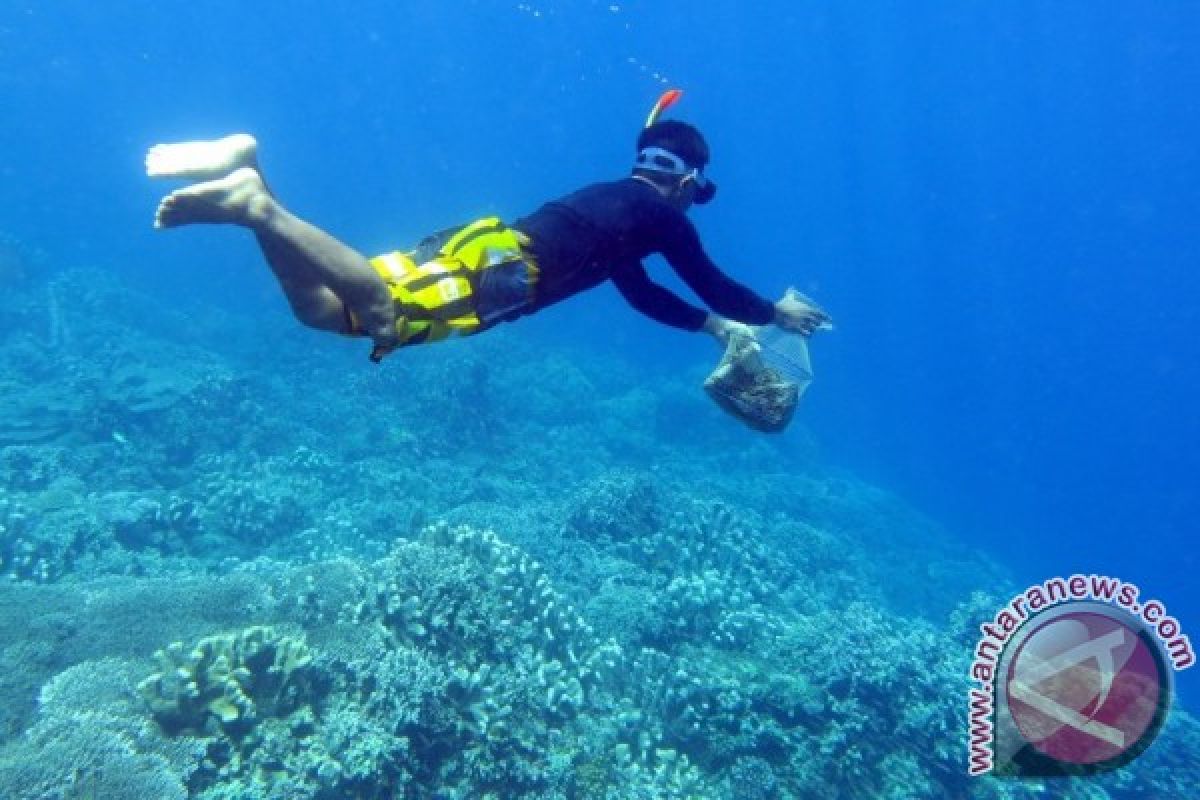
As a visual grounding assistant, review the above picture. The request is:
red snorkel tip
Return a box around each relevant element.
[645,88,684,128]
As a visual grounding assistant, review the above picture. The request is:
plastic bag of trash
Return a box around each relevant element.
[703,289,826,433]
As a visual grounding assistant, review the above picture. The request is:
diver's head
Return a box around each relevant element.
[632,119,717,207]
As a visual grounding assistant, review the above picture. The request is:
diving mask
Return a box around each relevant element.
[634,146,718,204]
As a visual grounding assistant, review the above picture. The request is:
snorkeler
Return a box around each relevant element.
[146,91,830,363]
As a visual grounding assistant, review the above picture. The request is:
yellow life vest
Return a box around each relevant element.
[366,217,538,348]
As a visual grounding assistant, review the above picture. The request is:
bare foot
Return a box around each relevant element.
[145,133,258,180]
[154,167,271,229]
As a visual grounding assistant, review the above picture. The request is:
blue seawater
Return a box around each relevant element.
[0,2,1197,798]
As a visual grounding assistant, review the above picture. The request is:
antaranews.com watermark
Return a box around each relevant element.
[968,574,1193,777]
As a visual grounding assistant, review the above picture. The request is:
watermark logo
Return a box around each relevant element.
[967,575,1192,777]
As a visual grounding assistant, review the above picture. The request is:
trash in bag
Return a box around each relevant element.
[703,289,827,433]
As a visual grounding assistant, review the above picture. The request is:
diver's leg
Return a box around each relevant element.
[153,167,395,343]
[145,133,260,181]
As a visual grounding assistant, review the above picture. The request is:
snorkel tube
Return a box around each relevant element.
[640,88,717,204]
[645,88,684,129]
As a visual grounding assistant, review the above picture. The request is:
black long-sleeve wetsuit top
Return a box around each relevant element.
[513,178,775,331]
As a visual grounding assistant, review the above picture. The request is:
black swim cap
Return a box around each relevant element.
[637,120,710,170]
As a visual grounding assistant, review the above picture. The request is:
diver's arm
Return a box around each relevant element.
[702,314,755,345]
[611,261,708,331]
[657,212,775,326]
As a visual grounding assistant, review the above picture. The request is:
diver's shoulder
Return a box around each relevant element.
[578,176,668,196]
[523,178,670,226]
[594,177,677,212]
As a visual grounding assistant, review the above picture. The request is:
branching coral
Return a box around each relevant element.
[0,658,204,800]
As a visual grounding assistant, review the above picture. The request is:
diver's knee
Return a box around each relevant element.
[290,296,347,333]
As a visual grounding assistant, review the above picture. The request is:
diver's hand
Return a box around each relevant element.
[702,315,755,347]
[774,292,832,336]
[367,327,402,364]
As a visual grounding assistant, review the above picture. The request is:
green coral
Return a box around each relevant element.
[138,626,314,736]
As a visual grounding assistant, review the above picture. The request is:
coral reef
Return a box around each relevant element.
[0,659,204,800]
[139,626,316,736]
[106,526,716,799]
[2,509,1198,799]
[0,268,1197,799]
